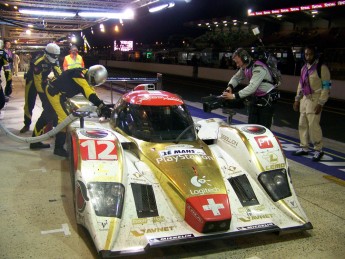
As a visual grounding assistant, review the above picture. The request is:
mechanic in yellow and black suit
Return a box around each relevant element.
[32,65,111,157]
[1,39,9,110]
[20,43,62,134]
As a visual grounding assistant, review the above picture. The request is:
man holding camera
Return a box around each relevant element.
[221,48,278,129]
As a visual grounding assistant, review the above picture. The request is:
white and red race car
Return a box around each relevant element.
[67,89,312,257]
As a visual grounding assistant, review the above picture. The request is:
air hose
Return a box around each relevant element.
[0,106,97,144]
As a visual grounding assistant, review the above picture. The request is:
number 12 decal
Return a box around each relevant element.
[80,139,118,160]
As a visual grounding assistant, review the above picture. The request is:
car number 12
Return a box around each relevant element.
[80,139,118,160]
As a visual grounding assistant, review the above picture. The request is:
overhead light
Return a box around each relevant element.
[78,9,134,19]
[19,9,76,17]
[149,2,175,13]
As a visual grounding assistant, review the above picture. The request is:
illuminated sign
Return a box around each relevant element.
[114,40,133,51]
[248,1,339,16]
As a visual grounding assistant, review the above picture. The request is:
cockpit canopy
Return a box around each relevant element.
[111,90,197,142]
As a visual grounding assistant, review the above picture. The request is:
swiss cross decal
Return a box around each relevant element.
[79,139,118,160]
[254,136,273,149]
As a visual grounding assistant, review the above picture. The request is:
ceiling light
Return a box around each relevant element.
[149,4,168,12]
[149,2,175,13]
[19,9,76,17]
[78,9,134,19]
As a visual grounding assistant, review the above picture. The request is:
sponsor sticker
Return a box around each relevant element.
[254,136,273,149]
[80,129,109,138]
[149,234,194,243]
[131,226,176,237]
[237,222,275,230]
[190,175,212,187]
[159,148,206,157]
[156,154,213,164]
[220,134,238,147]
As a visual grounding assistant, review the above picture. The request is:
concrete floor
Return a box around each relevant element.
[0,73,344,259]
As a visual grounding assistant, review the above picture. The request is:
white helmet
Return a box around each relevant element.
[0,40,3,49]
[45,43,60,63]
[86,65,108,87]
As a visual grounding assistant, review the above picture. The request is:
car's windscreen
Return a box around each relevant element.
[116,103,196,142]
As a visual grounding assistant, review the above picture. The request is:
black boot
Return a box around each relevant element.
[54,148,68,157]
[30,142,50,149]
[54,132,68,157]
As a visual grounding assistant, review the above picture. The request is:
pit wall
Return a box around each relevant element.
[101,60,345,100]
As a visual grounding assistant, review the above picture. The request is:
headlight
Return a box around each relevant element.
[88,182,125,217]
[258,169,292,202]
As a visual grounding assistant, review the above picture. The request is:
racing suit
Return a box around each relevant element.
[3,48,13,97]
[36,68,110,153]
[228,61,278,129]
[0,48,10,110]
[294,61,331,152]
[23,54,62,129]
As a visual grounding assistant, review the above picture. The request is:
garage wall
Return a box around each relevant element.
[101,60,345,100]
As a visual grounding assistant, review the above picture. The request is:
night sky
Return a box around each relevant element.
[86,0,329,45]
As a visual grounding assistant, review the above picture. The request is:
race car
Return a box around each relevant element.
[67,89,312,258]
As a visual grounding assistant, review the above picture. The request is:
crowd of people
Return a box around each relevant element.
[1,39,331,162]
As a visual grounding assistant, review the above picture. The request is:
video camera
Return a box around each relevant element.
[202,93,246,113]
[201,95,225,113]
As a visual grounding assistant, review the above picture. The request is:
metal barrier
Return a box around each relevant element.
[105,73,162,104]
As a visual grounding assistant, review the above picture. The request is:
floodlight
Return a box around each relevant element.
[78,9,134,19]
[19,9,76,17]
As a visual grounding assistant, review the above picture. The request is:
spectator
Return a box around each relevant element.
[221,48,279,129]
[62,45,84,71]
[292,46,331,162]
[12,51,20,76]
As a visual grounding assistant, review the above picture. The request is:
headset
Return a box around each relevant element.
[233,48,251,64]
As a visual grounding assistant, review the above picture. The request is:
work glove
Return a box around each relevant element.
[98,103,112,119]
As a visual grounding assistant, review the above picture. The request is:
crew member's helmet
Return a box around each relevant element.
[86,65,108,87]
[0,40,3,49]
[233,48,252,64]
[45,43,60,63]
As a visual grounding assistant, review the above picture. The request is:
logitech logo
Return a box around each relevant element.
[190,175,212,187]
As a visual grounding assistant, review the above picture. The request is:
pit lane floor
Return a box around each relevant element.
[0,73,344,259]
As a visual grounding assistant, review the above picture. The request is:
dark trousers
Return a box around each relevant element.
[23,80,38,127]
[247,101,275,129]
[0,86,5,110]
[4,71,12,96]
[32,91,66,149]
[32,92,57,137]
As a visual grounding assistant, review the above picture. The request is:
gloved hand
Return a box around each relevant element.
[98,103,112,119]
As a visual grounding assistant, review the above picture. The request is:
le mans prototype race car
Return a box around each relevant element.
[67,88,312,257]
